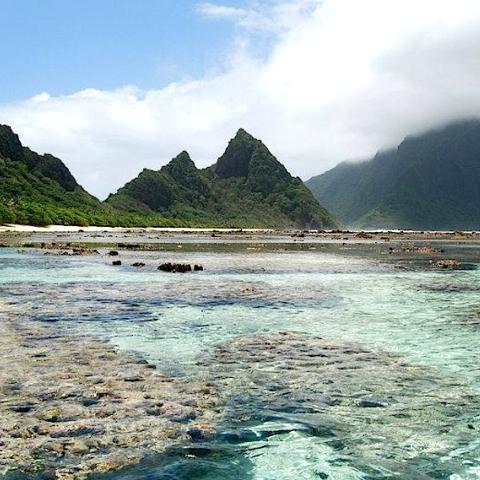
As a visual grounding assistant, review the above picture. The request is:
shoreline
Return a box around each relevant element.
[0,224,274,234]
[1,223,480,235]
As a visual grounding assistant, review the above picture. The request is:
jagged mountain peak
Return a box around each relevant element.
[172,150,193,163]
[215,128,260,178]
[0,124,24,162]
[107,129,336,228]
[0,125,100,226]
[235,128,257,141]
[163,150,202,183]
[0,124,80,192]
[164,150,195,171]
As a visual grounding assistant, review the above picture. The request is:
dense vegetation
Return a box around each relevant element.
[0,125,336,228]
[0,126,198,227]
[306,120,480,230]
[106,129,336,228]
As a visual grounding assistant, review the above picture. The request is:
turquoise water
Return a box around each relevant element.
[2,245,480,479]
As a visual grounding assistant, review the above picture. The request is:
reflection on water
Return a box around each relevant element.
[1,245,480,479]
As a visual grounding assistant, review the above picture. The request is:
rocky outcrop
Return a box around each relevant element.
[157,263,203,273]
[430,259,461,269]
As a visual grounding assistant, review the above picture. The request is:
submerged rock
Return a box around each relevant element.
[48,423,105,438]
[72,248,100,256]
[388,244,444,255]
[358,398,388,408]
[202,332,480,475]
[355,232,373,239]
[117,243,141,249]
[0,306,219,479]
[239,287,255,295]
[131,262,146,267]
[9,403,34,413]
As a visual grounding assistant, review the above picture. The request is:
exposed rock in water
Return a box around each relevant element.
[355,231,373,239]
[158,262,191,273]
[239,287,256,295]
[0,305,219,479]
[112,260,122,266]
[44,250,71,256]
[131,262,146,268]
[430,259,461,269]
[40,243,100,256]
[72,248,101,256]
[158,263,203,273]
[388,244,444,255]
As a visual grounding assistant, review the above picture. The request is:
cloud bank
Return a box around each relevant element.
[2,0,480,198]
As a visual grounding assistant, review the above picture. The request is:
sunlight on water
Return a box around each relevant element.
[246,432,365,480]
[2,246,480,479]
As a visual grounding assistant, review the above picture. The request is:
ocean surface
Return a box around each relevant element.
[1,239,480,479]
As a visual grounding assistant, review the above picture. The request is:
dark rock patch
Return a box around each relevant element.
[158,263,203,273]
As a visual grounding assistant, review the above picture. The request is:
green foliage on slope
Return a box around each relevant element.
[0,126,185,227]
[107,129,337,228]
[0,125,98,226]
[0,125,336,228]
[306,120,480,230]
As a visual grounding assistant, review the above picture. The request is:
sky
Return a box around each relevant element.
[1,0,480,198]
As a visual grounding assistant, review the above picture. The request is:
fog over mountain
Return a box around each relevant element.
[306,119,480,230]
[2,0,480,198]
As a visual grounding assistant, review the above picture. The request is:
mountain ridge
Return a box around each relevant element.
[0,125,107,226]
[106,129,337,228]
[306,119,480,230]
[0,125,336,228]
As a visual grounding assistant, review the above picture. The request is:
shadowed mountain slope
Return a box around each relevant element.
[306,120,480,230]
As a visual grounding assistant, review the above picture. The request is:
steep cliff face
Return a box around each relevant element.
[0,125,80,192]
[307,120,480,230]
[214,128,259,178]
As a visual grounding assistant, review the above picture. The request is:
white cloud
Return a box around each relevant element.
[197,1,318,32]
[2,0,480,199]
[197,3,250,21]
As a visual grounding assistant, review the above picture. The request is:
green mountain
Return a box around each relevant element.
[106,129,336,228]
[306,120,480,230]
[0,125,336,228]
[0,125,106,226]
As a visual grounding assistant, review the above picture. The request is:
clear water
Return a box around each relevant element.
[1,244,480,479]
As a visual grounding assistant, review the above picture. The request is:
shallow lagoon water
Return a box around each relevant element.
[1,242,480,479]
